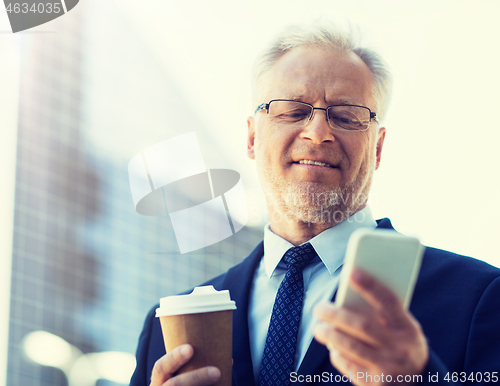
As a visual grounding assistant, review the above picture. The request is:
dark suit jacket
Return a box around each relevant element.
[130,218,500,385]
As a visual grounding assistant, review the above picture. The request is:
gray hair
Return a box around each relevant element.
[253,24,393,123]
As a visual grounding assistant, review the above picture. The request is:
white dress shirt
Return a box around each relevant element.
[248,206,377,382]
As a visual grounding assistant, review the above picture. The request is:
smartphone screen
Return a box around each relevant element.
[335,229,425,311]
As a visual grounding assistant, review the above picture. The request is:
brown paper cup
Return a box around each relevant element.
[159,310,233,386]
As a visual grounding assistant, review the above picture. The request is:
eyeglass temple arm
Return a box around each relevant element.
[255,103,268,113]
[370,112,379,123]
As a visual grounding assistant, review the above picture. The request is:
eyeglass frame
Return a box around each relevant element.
[254,99,379,131]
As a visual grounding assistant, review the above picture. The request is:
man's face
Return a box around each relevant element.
[247,46,385,224]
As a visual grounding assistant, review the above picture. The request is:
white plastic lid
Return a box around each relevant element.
[155,285,236,317]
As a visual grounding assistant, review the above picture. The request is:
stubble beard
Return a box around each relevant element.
[257,156,375,227]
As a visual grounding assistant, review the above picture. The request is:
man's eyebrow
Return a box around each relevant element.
[328,98,360,106]
[281,95,362,105]
[278,96,364,106]
[283,95,305,101]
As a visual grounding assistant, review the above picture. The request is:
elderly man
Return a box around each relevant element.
[130,24,500,386]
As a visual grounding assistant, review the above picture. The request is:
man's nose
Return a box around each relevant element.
[299,109,335,144]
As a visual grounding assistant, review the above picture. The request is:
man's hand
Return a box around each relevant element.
[150,344,221,386]
[313,268,428,386]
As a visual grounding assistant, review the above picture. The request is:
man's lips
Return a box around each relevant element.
[293,159,337,168]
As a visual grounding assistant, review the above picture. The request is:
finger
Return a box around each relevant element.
[314,322,380,370]
[314,302,383,346]
[349,268,407,326]
[328,348,372,386]
[164,366,221,386]
[150,344,193,386]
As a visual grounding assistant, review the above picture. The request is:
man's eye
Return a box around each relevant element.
[277,110,310,120]
[330,114,362,125]
[338,117,357,124]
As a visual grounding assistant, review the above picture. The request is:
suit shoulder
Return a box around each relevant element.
[416,246,500,303]
[422,246,500,279]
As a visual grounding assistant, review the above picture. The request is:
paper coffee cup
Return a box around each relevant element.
[156,286,236,386]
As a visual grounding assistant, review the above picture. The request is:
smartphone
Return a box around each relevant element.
[335,228,425,311]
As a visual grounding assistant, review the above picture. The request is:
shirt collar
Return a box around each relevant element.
[263,206,377,278]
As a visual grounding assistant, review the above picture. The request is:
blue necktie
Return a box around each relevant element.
[259,243,318,386]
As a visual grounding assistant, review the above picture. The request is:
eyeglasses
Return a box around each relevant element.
[255,99,378,131]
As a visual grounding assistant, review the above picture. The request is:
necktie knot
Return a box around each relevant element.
[283,242,317,270]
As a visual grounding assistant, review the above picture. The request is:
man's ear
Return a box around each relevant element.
[247,116,256,160]
[375,126,386,170]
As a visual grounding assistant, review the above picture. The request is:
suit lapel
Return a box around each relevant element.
[297,219,395,378]
[220,242,264,386]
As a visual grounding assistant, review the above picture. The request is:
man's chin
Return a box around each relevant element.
[276,185,365,225]
[261,173,367,224]
[290,185,349,209]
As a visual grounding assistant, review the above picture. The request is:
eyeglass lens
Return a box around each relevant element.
[268,100,371,131]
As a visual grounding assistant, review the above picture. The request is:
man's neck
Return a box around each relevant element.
[268,221,331,246]
[268,206,366,246]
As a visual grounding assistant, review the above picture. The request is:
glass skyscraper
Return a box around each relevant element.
[5,5,262,386]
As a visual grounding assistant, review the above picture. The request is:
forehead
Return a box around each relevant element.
[260,46,375,108]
